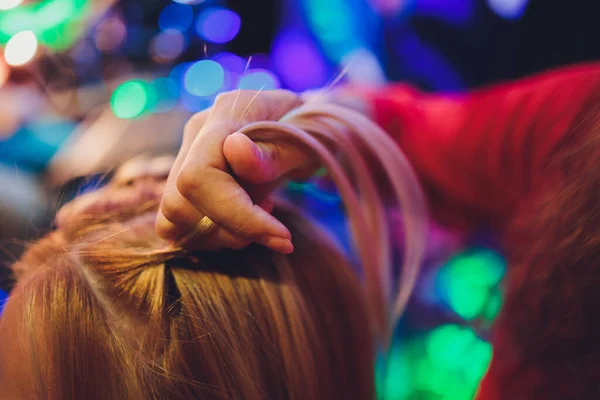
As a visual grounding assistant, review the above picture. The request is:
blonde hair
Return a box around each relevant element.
[11,101,427,399]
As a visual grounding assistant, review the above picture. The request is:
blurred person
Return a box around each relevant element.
[159,62,600,399]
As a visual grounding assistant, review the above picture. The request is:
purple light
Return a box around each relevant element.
[416,0,475,25]
[196,8,241,44]
[367,0,410,15]
[212,52,247,74]
[247,53,271,70]
[487,0,529,20]
[272,31,329,92]
[150,30,187,62]
[173,0,204,4]
[237,69,280,91]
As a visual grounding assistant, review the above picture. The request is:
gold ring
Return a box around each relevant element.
[194,215,217,236]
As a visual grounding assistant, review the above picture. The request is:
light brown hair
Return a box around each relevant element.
[8,101,428,399]
[13,204,375,400]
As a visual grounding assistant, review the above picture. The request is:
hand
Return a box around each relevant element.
[156,90,316,254]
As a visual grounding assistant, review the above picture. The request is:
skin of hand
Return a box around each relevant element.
[156,89,320,254]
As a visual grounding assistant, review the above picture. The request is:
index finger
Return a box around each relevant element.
[175,151,292,241]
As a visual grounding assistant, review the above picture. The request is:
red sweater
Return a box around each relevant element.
[366,63,600,399]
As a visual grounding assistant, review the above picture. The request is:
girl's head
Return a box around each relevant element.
[0,156,375,400]
[0,103,428,400]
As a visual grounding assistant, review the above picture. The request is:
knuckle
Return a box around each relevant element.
[175,168,199,198]
[183,112,207,141]
[160,193,187,222]
[214,91,235,108]
[155,218,179,238]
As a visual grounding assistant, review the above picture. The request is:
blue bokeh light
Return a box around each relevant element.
[169,62,193,87]
[487,0,529,20]
[238,69,280,91]
[395,32,464,91]
[159,3,194,32]
[184,60,225,96]
[152,77,180,112]
[196,7,241,44]
[0,289,7,316]
[301,0,363,61]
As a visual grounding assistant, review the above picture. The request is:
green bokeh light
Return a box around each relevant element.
[440,249,506,320]
[110,80,155,119]
[377,325,493,400]
[377,343,411,400]
[426,325,478,371]
[0,0,90,50]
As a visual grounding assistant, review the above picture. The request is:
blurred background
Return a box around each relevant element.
[1,0,599,398]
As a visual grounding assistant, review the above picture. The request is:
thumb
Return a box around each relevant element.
[224,132,312,184]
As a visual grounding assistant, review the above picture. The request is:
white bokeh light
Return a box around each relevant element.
[4,31,38,67]
[0,0,23,10]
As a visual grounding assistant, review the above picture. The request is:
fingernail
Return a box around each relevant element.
[265,236,294,254]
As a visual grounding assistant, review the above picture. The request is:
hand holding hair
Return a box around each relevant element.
[156,90,308,254]
[158,88,429,339]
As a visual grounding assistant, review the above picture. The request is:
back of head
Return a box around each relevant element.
[2,101,428,400]
[9,205,374,400]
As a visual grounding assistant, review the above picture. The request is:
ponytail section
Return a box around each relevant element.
[238,101,428,345]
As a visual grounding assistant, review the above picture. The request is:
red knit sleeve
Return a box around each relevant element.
[365,63,600,229]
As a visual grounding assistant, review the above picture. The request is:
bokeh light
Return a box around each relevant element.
[196,7,241,44]
[0,0,92,50]
[487,0,530,20]
[71,39,100,66]
[151,77,180,113]
[0,0,22,10]
[272,31,329,91]
[169,62,193,87]
[150,30,187,63]
[237,69,279,90]
[438,249,505,320]
[94,16,127,52]
[4,30,38,67]
[341,48,386,84]
[425,325,492,396]
[173,0,204,4]
[212,52,247,74]
[302,0,363,61]
[110,80,154,119]
[183,60,225,96]
[416,0,475,25]
[159,3,194,32]
[366,0,407,16]
[0,288,7,316]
